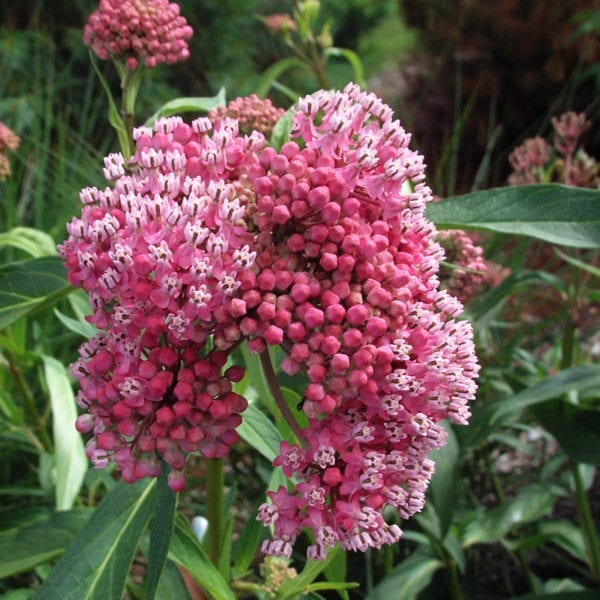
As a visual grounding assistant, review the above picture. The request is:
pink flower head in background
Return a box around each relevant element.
[83,0,193,69]
[208,95,286,137]
[0,121,21,181]
[61,84,479,557]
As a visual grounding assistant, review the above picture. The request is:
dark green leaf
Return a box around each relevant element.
[154,559,191,600]
[0,509,91,579]
[168,514,235,600]
[232,503,264,575]
[0,257,72,329]
[513,592,600,600]
[322,547,349,600]
[146,465,178,600]
[532,401,600,465]
[462,484,558,547]
[428,421,460,537]
[36,478,156,600]
[366,552,443,600]
[426,185,600,248]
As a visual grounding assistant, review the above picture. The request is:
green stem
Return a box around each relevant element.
[259,350,305,443]
[205,458,225,568]
[572,462,600,582]
[8,353,53,453]
[447,559,463,600]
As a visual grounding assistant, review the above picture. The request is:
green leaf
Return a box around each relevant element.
[0,256,72,329]
[36,478,156,600]
[42,356,87,511]
[505,520,587,563]
[153,559,191,600]
[255,57,314,98]
[168,515,235,600]
[554,248,600,279]
[513,592,600,600]
[270,109,295,152]
[366,552,443,600]
[462,484,558,547]
[322,546,349,599]
[0,509,91,579]
[145,89,227,126]
[89,52,130,158]
[426,184,600,248]
[54,308,98,339]
[237,401,282,462]
[463,365,600,449]
[532,400,600,465]
[232,504,264,575]
[324,47,366,88]
[0,227,57,257]
[278,547,347,600]
[146,465,178,600]
[428,421,460,537]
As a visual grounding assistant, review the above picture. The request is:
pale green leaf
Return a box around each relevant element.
[145,89,227,126]
[0,227,57,257]
[43,355,87,511]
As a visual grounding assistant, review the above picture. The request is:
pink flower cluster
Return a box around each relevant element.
[59,115,264,490]
[83,0,193,69]
[208,95,286,137]
[437,229,488,304]
[0,121,20,181]
[508,111,598,188]
[61,84,479,557]
[251,85,478,559]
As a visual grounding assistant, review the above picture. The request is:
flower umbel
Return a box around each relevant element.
[62,86,479,557]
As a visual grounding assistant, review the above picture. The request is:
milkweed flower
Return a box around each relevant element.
[251,84,479,559]
[208,95,286,137]
[59,115,262,489]
[61,85,479,554]
[83,0,193,69]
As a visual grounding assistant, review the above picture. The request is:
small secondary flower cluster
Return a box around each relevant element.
[0,121,20,181]
[61,84,479,557]
[208,95,285,137]
[84,0,193,69]
[509,111,598,188]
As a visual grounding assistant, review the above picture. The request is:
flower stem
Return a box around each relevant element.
[259,350,305,444]
[205,457,225,568]
[572,462,600,582]
[8,352,53,453]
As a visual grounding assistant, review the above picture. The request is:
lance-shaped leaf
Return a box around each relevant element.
[0,227,57,257]
[145,89,227,126]
[236,402,282,462]
[0,256,71,329]
[0,509,92,579]
[36,478,156,600]
[43,355,87,511]
[426,184,600,248]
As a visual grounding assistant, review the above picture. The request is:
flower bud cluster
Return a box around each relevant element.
[83,0,193,69]
[209,95,286,137]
